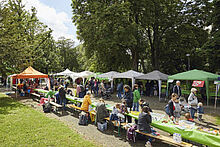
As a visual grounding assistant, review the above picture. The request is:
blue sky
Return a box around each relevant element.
[23,0,79,46]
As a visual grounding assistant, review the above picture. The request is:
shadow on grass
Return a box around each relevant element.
[0,95,23,115]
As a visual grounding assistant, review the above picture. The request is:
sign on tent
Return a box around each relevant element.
[192,81,204,87]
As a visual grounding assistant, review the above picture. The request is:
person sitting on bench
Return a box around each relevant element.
[137,106,153,146]
[59,85,66,109]
[95,98,109,124]
[81,91,92,112]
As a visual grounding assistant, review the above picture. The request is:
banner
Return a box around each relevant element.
[192,81,204,87]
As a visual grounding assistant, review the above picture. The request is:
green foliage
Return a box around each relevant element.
[0,0,80,77]
[0,93,96,146]
[201,0,220,73]
[71,0,217,74]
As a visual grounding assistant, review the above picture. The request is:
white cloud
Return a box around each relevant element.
[22,0,80,46]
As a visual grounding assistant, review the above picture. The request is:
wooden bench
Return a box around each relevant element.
[30,93,41,102]
[31,93,41,98]
[104,117,127,136]
[69,105,84,112]
[50,101,63,112]
[135,130,192,147]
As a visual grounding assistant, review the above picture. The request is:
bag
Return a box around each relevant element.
[43,102,51,113]
[110,113,118,121]
[165,104,170,115]
[127,125,137,142]
[80,85,85,92]
[78,112,88,126]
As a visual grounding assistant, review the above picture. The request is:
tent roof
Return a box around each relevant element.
[54,69,77,76]
[113,70,144,79]
[12,66,48,79]
[98,71,119,79]
[136,70,169,80]
[77,71,94,78]
[168,69,219,81]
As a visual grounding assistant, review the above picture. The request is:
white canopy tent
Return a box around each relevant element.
[6,74,17,90]
[98,71,119,88]
[54,69,77,76]
[74,71,94,84]
[136,70,169,101]
[113,70,144,89]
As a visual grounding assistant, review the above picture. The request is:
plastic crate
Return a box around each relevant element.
[97,122,107,131]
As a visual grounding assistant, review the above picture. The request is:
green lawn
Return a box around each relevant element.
[216,116,220,126]
[0,93,97,147]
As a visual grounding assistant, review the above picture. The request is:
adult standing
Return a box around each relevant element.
[149,81,154,96]
[117,81,123,99]
[94,79,99,97]
[123,85,133,123]
[188,88,198,119]
[145,81,150,96]
[173,81,182,98]
[133,84,141,111]
[89,78,95,94]
[99,80,106,96]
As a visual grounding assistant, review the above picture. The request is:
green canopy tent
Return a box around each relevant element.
[167,69,219,105]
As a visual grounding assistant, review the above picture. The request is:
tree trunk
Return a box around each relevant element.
[131,49,138,71]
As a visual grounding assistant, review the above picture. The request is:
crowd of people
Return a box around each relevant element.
[15,76,207,146]
[166,81,204,123]
[16,79,40,96]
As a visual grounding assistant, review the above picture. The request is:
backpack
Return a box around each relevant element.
[80,85,85,92]
[43,102,51,113]
[127,125,137,142]
[165,103,170,115]
[78,112,88,126]
[110,113,118,121]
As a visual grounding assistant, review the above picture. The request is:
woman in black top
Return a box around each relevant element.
[123,85,133,123]
[168,93,177,120]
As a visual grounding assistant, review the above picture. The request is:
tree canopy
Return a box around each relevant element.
[71,0,219,74]
[0,0,219,78]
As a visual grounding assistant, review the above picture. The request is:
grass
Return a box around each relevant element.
[0,93,97,147]
[216,116,220,126]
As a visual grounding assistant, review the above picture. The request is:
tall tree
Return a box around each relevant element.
[0,0,52,76]
[201,0,220,72]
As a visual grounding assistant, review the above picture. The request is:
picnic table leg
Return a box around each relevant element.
[118,121,121,136]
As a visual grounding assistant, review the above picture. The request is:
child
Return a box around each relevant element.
[110,103,120,121]
[197,102,204,121]
[139,99,145,108]
[20,89,25,96]
[133,84,141,111]
[173,99,181,123]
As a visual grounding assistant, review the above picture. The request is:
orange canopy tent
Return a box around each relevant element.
[12,66,49,97]
[12,66,48,79]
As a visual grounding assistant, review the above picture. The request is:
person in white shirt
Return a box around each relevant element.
[188,88,198,119]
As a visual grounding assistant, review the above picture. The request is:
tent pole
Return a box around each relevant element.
[158,80,162,101]
[215,84,219,109]
[16,79,17,98]
[132,78,135,90]
[166,80,169,101]
[205,80,209,106]
[111,80,113,90]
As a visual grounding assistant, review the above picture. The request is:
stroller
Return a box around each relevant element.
[101,88,112,99]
